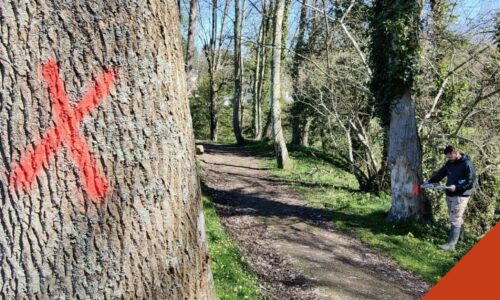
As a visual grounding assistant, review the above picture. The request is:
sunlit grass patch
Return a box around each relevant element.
[242,141,476,284]
[203,195,262,299]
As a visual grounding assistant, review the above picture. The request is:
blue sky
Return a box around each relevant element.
[182,0,499,52]
[456,0,499,18]
[454,0,499,25]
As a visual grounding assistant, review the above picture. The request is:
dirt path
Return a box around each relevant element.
[199,143,430,299]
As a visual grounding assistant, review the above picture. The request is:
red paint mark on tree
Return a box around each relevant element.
[412,184,421,197]
[9,59,117,202]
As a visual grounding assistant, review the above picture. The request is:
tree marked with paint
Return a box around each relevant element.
[9,59,117,201]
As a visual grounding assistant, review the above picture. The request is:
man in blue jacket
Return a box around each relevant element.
[424,145,477,251]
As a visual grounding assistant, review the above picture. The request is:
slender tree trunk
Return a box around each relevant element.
[386,91,429,221]
[261,0,283,142]
[209,79,219,142]
[280,0,292,62]
[240,98,245,128]
[252,16,264,138]
[255,3,270,141]
[239,0,246,131]
[185,0,199,94]
[233,0,245,144]
[0,0,215,298]
[290,0,308,145]
[291,120,301,144]
[301,117,313,147]
[271,0,292,169]
[255,46,267,140]
[262,109,273,140]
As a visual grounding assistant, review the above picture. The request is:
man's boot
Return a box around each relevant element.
[439,225,461,251]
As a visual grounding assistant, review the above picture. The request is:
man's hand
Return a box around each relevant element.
[448,185,456,192]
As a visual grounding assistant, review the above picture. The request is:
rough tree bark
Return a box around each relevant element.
[270,0,292,169]
[185,0,199,94]
[386,92,429,221]
[0,0,215,298]
[233,0,245,144]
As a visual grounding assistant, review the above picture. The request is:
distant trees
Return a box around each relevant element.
[200,0,232,141]
[186,0,199,94]
[186,0,499,231]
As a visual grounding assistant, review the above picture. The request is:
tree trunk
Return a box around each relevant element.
[271,0,292,169]
[255,46,266,140]
[255,6,271,141]
[0,1,215,298]
[386,91,430,222]
[252,15,264,139]
[280,0,292,62]
[209,79,219,142]
[291,120,301,144]
[239,0,246,133]
[185,0,199,94]
[233,0,245,145]
[371,0,430,221]
[290,0,308,146]
[262,108,273,140]
[301,117,313,147]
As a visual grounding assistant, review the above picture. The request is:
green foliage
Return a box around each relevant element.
[190,73,237,144]
[203,195,262,299]
[415,1,499,236]
[190,76,211,140]
[243,141,481,284]
[370,0,421,125]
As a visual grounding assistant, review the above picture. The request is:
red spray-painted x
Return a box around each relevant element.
[9,59,117,202]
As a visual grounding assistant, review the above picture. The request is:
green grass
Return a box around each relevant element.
[241,140,478,284]
[203,195,262,299]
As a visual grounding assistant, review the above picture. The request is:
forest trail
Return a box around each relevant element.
[199,143,430,300]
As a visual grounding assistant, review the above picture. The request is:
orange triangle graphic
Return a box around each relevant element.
[424,222,500,299]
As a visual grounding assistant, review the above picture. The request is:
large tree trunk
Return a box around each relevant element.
[371,0,430,221]
[185,0,199,94]
[233,0,245,145]
[386,91,430,222]
[0,1,215,298]
[271,0,292,169]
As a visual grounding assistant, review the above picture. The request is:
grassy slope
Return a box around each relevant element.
[242,141,477,284]
[203,195,262,299]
